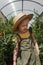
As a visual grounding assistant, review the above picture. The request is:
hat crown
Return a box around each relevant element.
[13,12,25,24]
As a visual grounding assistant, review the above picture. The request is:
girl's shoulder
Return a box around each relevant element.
[11,32,20,43]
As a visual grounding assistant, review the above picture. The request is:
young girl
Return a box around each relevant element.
[12,12,41,65]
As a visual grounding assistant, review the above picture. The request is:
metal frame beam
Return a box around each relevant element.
[0,0,43,10]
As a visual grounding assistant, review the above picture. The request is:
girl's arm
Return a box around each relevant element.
[13,43,18,65]
[29,27,40,55]
[13,37,20,65]
[35,42,40,55]
[32,34,40,55]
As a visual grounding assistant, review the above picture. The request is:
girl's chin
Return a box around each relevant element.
[19,30,28,33]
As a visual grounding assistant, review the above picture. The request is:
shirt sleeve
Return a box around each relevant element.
[11,33,20,49]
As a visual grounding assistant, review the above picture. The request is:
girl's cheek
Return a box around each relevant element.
[20,27,23,31]
[21,27,23,29]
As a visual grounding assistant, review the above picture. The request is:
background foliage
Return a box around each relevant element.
[0,13,43,65]
[32,13,43,65]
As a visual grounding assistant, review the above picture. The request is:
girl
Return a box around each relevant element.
[12,12,41,65]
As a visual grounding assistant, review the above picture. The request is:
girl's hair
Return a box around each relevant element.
[29,27,32,34]
[29,27,35,46]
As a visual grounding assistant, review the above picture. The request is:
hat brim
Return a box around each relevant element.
[13,14,33,31]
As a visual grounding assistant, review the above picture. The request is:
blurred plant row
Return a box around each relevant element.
[0,13,43,65]
[0,17,16,65]
[32,12,43,65]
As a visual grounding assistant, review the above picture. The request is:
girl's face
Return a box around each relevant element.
[18,19,29,33]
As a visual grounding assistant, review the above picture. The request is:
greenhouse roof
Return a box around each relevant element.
[0,0,43,19]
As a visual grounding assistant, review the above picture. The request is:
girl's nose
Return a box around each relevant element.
[24,26,28,29]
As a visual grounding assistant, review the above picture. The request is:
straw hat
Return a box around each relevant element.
[13,12,33,31]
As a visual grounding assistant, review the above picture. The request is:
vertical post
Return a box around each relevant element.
[22,0,23,12]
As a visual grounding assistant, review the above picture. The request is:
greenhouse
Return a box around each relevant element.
[0,0,43,65]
